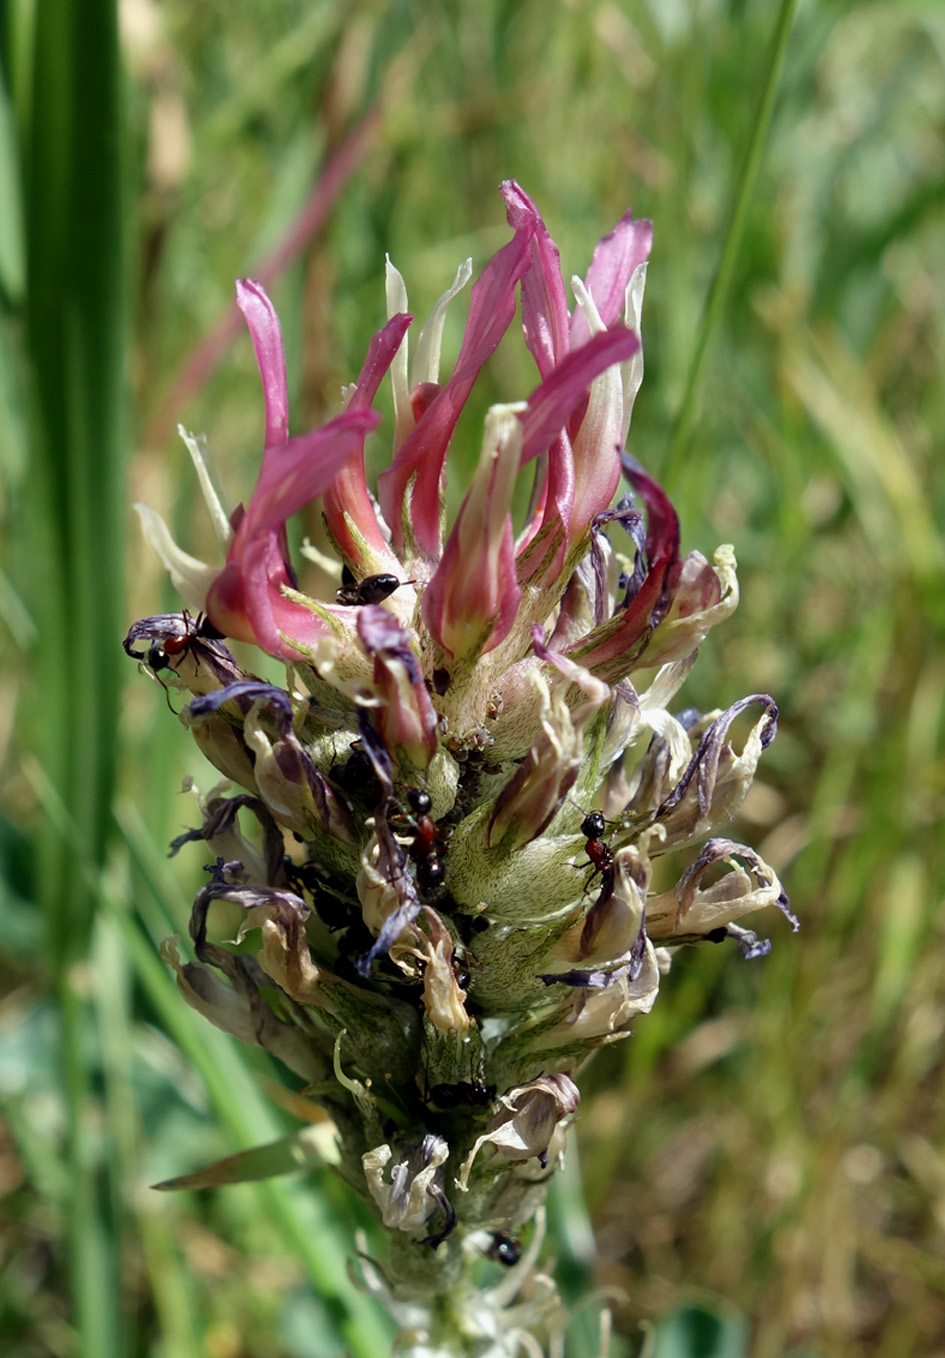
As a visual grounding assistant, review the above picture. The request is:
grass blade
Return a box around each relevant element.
[663,0,800,487]
[25,2,127,1352]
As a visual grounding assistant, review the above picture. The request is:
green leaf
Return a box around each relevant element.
[0,59,24,304]
[153,1123,338,1191]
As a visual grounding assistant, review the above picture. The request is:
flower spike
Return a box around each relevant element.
[129,185,793,1353]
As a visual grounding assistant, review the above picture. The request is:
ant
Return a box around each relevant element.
[330,743,383,807]
[123,612,234,709]
[486,1232,522,1267]
[392,787,446,892]
[335,567,414,607]
[147,612,224,672]
[427,1080,496,1110]
[579,810,615,888]
[122,610,220,672]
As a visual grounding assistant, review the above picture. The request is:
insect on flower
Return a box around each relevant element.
[428,1080,496,1110]
[391,787,447,892]
[335,568,414,607]
[157,629,222,674]
[487,1232,522,1267]
[123,611,241,708]
[579,810,616,890]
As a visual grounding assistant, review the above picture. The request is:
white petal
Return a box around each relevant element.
[412,257,473,386]
[385,255,412,449]
[620,260,648,439]
[177,425,233,547]
[571,274,605,336]
[133,503,218,611]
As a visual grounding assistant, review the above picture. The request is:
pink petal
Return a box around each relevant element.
[501,181,570,378]
[515,327,639,570]
[424,514,520,660]
[518,326,639,467]
[514,429,573,565]
[322,313,413,569]
[570,214,653,351]
[638,551,725,669]
[236,279,289,448]
[356,608,438,768]
[377,214,535,558]
[239,530,295,655]
[207,407,381,658]
[569,366,625,533]
[241,410,380,542]
[208,530,338,662]
[347,313,413,412]
[423,411,522,658]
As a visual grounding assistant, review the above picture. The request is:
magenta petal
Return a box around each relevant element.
[239,531,292,656]
[243,532,339,661]
[487,520,522,648]
[322,313,413,567]
[570,214,653,350]
[208,408,380,654]
[346,312,413,411]
[357,606,438,767]
[518,326,638,467]
[242,409,380,541]
[453,215,535,381]
[236,279,290,448]
[515,428,574,563]
[422,408,522,658]
[501,181,570,379]
[531,624,589,685]
[377,215,535,557]
[513,329,636,579]
[424,510,521,659]
[207,530,303,657]
[207,534,332,661]
[544,429,576,538]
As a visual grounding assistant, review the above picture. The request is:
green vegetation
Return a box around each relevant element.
[2,1,943,1354]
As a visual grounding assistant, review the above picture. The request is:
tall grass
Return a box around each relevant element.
[1,1,943,1355]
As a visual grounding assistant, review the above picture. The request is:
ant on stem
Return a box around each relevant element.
[390,787,446,892]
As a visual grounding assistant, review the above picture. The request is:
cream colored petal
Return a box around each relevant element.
[134,502,218,612]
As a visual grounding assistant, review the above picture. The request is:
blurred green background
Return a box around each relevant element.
[2,0,944,1355]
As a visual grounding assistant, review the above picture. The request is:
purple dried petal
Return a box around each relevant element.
[169,793,286,881]
[657,696,779,822]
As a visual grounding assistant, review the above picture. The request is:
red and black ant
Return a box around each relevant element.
[577,806,637,904]
[579,809,616,889]
[335,568,415,607]
[392,787,446,892]
[148,612,224,672]
[123,611,235,709]
[123,609,223,674]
